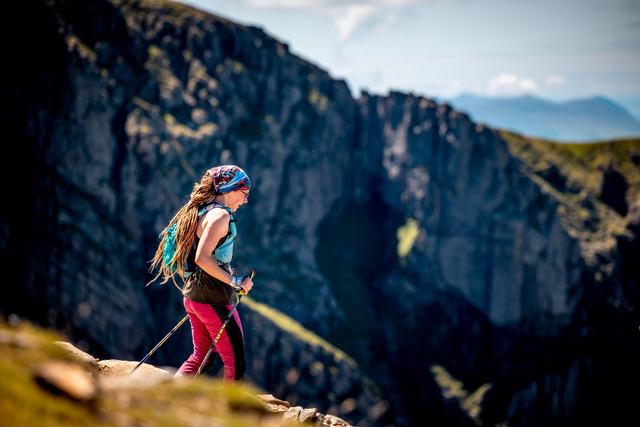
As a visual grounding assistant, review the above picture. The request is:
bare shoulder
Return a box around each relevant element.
[202,206,230,227]
[197,206,230,240]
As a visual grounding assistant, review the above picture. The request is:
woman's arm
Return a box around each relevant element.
[194,208,253,293]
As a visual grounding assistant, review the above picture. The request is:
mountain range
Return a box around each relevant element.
[446,94,640,142]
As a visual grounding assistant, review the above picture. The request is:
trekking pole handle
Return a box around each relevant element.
[233,270,254,295]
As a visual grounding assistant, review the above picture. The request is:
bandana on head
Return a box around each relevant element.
[207,165,251,194]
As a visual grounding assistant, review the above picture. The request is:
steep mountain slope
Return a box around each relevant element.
[1,1,639,426]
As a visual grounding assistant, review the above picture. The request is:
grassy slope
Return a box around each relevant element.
[0,320,281,427]
[1,299,370,427]
[500,130,640,262]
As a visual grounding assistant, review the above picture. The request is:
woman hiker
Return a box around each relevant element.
[149,165,254,382]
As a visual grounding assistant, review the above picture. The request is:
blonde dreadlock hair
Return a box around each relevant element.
[148,172,217,289]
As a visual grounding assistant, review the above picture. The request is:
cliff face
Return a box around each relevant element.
[1,1,639,426]
[352,93,584,325]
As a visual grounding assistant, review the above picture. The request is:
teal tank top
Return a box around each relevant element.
[197,203,236,265]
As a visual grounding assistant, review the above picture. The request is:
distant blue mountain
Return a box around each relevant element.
[446,94,640,142]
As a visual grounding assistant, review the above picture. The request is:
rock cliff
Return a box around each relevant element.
[1,0,639,426]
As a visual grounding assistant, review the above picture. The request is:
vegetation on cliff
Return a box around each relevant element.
[502,131,640,260]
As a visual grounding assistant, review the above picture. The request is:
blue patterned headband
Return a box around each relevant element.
[207,165,251,194]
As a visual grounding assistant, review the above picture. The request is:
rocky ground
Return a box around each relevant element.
[0,320,353,427]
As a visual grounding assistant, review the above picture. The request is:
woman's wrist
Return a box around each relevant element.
[230,276,241,291]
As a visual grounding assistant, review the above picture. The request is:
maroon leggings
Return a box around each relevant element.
[177,297,246,382]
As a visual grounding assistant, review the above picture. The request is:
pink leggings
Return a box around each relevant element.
[177,297,245,382]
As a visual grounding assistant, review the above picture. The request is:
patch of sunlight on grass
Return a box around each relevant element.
[430,364,492,426]
[242,297,356,368]
[397,218,420,266]
[308,88,329,113]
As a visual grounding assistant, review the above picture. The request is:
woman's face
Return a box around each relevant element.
[229,188,249,212]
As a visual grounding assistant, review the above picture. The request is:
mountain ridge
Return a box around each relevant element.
[447,93,640,142]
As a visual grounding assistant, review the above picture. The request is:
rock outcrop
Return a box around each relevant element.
[1,320,354,426]
[1,1,639,426]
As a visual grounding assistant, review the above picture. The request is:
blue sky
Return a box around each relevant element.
[175,0,640,115]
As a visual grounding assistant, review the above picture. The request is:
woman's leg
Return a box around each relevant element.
[176,298,215,376]
[177,299,245,382]
[210,304,245,383]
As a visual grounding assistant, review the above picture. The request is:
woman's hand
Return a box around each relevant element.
[240,276,253,294]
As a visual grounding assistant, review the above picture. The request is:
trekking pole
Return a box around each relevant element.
[193,270,254,380]
[130,314,189,374]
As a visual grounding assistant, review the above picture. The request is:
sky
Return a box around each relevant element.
[174,0,640,115]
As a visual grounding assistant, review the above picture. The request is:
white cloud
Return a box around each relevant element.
[240,0,442,40]
[330,4,377,40]
[241,0,427,8]
[486,73,538,96]
[544,74,566,87]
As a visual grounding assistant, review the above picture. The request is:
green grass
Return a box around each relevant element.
[501,131,640,199]
[430,364,492,426]
[397,218,420,265]
[501,131,640,257]
[0,323,98,426]
[242,297,357,368]
[0,320,278,427]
